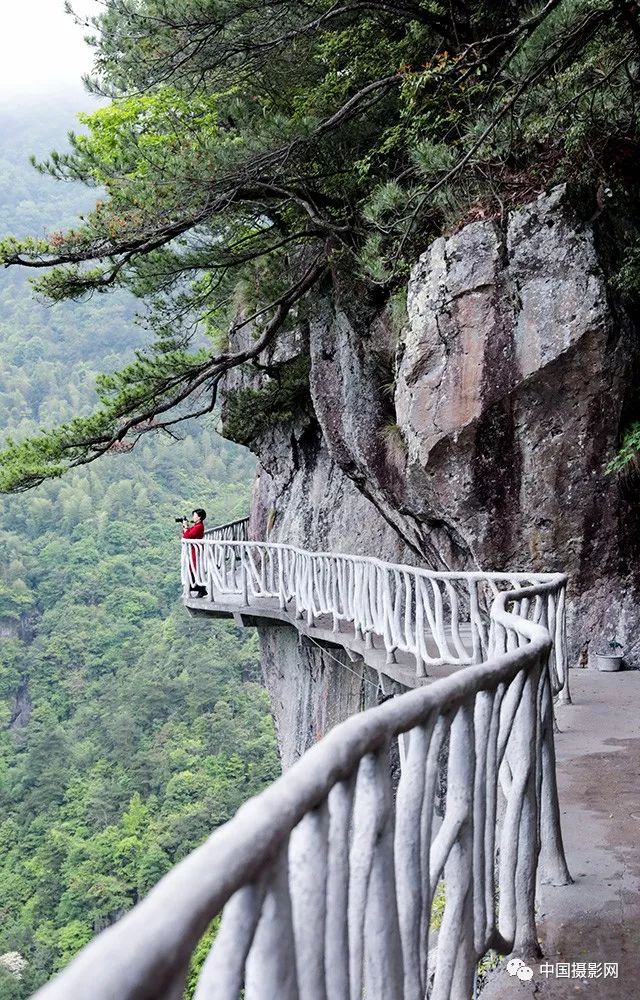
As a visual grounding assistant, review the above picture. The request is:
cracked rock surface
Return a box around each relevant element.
[221,185,640,756]
[395,185,640,668]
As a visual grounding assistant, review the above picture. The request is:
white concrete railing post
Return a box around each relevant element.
[430,699,476,1000]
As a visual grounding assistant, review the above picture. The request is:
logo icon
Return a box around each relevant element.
[507,958,534,981]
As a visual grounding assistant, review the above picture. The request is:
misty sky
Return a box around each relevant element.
[0,1,102,106]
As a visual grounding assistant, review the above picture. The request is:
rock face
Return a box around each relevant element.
[222,185,640,761]
[1,615,34,731]
[257,624,382,770]
[394,185,640,666]
[226,372,412,766]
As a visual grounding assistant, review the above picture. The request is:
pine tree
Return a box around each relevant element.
[3,0,640,486]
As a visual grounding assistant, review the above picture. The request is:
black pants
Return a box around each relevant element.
[189,564,207,596]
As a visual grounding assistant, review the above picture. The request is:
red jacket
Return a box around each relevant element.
[183,521,205,573]
[182,522,205,541]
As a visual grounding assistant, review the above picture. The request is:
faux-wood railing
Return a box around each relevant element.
[34,525,571,1000]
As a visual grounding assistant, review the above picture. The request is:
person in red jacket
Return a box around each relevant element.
[182,508,207,597]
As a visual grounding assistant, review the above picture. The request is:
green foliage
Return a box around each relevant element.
[185,919,221,997]
[72,89,222,185]
[0,109,276,997]
[411,139,456,178]
[614,239,640,301]
[607,422,640,473]
[0,345,212,493]
[388,288,408,338]
[380,421,407,460]
[0,383,274,996]
[430,881,446,931]
[477,950,500,983]
[0,104,96,239]
[222,356,312,446]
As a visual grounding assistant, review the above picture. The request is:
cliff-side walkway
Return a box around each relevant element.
[33,519,574,1000]
[483,669,640,1000]
[183,518,570,697]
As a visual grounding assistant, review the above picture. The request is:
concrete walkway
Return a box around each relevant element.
[186,592,475,690]
[482,669,640,1000]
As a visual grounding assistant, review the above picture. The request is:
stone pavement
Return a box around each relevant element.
[482,670,640,1000]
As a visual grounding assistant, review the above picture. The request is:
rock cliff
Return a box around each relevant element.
[222,185,640,762]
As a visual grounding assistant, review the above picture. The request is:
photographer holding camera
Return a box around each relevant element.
[179,509,207,598]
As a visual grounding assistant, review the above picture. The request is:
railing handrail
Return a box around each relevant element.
[34,581,559,1000]
[193,534,564,585]
[181,535,568,698]
[34,529,572,1000]
[204,516,249,536]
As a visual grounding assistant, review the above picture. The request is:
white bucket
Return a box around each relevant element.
[596,653,623,672]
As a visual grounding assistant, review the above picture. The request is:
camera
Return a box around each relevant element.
[174,516,187,523]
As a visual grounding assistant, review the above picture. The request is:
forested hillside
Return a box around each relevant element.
[0,106,276,998]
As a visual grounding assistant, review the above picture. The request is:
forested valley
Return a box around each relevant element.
[0,104,278,998]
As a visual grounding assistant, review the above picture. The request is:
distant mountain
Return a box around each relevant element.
[0,100,100,237]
